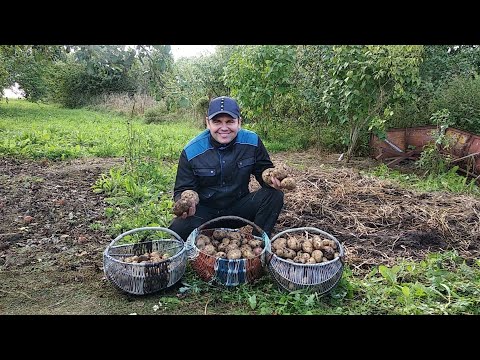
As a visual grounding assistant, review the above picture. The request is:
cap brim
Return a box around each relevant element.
[208,110,238,120]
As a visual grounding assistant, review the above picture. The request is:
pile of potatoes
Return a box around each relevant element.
[262,164,296,190]
[272,233,340,264]
[195,229,264,260]
[122,251,171,264]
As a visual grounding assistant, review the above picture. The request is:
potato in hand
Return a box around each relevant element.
[172,198,193,216]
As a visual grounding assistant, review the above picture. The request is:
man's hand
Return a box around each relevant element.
[173,190,199,218]
[269,176,283,190]
[262,168,295,191]
[173,198,196,218]
[181,202,196,219]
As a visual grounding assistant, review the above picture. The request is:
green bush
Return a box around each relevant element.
[144,103,169,124]
[430,76,480,134]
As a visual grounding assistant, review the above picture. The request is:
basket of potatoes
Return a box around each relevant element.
[185,216,271,286]
[266,227,345,294]
[103,227,187,295]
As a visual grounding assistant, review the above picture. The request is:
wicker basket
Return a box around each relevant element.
[266,227,345,294]
[185,216,271,286]
[103,227,187,295]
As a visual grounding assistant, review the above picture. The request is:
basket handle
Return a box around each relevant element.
[197,215,264,235]
[107,227,183,248]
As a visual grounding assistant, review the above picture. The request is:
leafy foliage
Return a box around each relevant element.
[429,75,480,134]
[322,45,424,161]
[225,45,296,139]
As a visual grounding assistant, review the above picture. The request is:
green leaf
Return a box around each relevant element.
[248,294,257,310]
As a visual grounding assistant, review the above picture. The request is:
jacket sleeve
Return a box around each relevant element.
[253,137,274,187]
[173,150,198,202]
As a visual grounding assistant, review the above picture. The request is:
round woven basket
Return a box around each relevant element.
[266,227,345,294]
[185,216,271,286]
[103,227,186,295]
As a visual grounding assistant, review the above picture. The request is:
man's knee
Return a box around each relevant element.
[265,187,284,207]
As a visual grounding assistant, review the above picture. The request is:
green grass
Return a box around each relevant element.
[369,163,480,196]
[0,99,198,161]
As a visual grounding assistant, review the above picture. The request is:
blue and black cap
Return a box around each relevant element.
[207,96,241,120]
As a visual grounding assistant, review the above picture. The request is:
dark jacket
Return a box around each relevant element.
[173,129,274,209]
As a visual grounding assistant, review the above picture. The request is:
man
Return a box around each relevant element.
[169,96,285,241]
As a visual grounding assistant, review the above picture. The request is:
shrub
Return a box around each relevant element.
[430,75,480,134]
[144,103,169,124]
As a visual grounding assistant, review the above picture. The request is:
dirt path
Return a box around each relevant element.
[1,152,478,314]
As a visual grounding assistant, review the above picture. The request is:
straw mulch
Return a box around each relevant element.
[255,152,480,275]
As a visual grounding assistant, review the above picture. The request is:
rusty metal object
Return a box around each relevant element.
[370,126,480,180]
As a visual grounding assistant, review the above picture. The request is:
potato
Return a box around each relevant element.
[225,243,239,252]
[271,167,288,181]
[227,249,242,260]
[302,240,313,254]
[322,246,335,260]
[321,239,337,250]
[241,248,255,259]
[286,237,301,251]
[312,236,323,250]
[280,177,296,190]
[213,230,228,240]
[300,252,311,261]
[138,254,150,262]
[261,168,275,185]
[293,255,306,264]
[197,234,211,244]
[203,244,216,256]
[248,239,262,248]
[306,257,317,264]
[196,237,207,248]
[172,198,192,216]
[181,190,199,205]
[272,237,287,250]
[229,239,241,247]
[217,243,228,252]
[228,232,242,241]
[215,251,227,259]
[311,250,323,263]
[275,247,286,257]
[283,248,296,259]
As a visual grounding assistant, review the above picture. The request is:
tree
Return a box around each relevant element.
[322,45,423,162]
[0,45,66,101]
[224,45,296,139]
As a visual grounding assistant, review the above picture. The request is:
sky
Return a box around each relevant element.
[170,45,216,60]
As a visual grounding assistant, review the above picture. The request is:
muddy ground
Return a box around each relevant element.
[1,151,479,314]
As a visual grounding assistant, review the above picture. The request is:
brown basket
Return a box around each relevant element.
[185,216,271,286]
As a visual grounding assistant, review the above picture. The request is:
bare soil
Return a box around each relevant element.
[1,151,479,314]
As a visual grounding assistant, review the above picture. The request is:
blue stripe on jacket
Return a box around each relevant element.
[184,129,259,161]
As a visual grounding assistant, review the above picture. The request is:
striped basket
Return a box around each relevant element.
[266,227,345,294]
[185,216,271,286]
[103,227,186,295]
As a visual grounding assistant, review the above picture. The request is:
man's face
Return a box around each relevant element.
[206,114,241,144]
